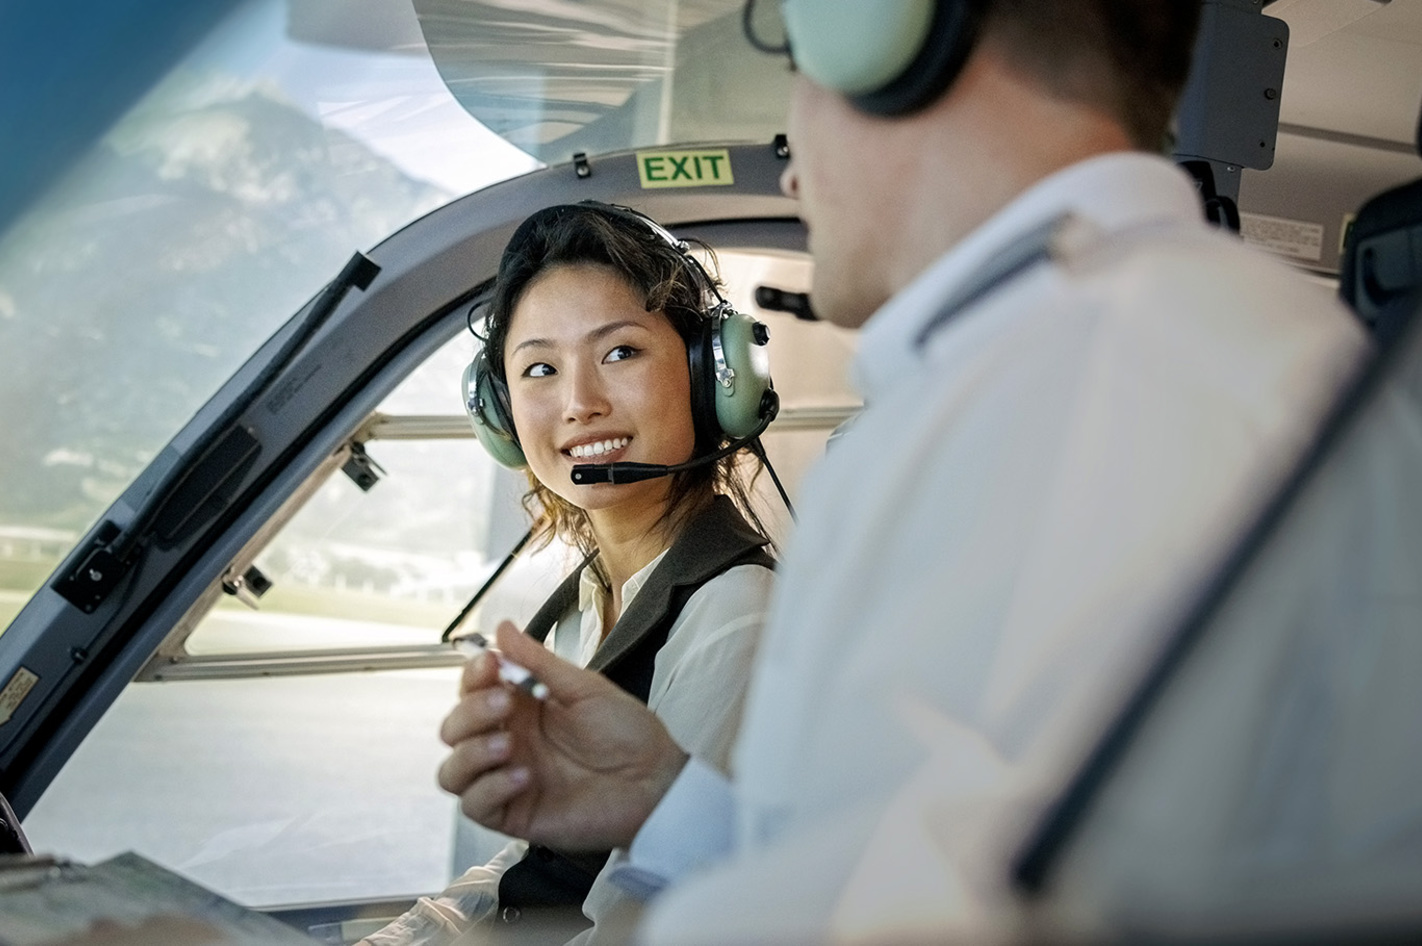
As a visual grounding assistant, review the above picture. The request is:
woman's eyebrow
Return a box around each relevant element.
[585,319,649,343]
[509,319,650,356]
[510,337,553,356]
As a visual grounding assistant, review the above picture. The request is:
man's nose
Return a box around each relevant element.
[779,159,798,200]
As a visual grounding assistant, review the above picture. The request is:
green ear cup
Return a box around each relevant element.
[711,306,774,439]
[782,0,936,95]
[781,0,982,117]
[462,356,527,469]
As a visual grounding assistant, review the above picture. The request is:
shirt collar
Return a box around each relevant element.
[853,152,1204,398]
[578,547,671,621]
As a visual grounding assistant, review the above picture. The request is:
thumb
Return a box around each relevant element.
[494,620,606,701]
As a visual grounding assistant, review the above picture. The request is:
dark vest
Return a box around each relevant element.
[493,496,774,931]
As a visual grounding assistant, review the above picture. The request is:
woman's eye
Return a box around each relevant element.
[522,362,555,378]
[604,344,638,363]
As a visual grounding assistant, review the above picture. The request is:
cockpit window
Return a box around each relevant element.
[0,0,537,635]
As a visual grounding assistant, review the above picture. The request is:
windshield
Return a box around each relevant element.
[415,0,794,163]
[0,0,538,634]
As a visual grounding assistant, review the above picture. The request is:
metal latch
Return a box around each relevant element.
[342,442,385,491]
[222,564,273,610]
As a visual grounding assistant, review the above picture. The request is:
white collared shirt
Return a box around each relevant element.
[548,549,670,669]
[627,151,1369,943]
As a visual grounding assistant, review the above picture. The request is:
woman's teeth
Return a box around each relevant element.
[569,437,630,459]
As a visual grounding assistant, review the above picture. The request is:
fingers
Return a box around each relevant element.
[437,728,517,793]
[459,646,502,696]
[440,683,513,747]
[437,722,533,830]
[437,719,532,829]
[494,619,607,700]
[448,765,533,828]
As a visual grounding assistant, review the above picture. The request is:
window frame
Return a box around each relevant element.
[0,143,806,818]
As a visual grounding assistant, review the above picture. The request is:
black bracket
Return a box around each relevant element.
[1180,159,1243,233]
[1173,0,1288,172]
[341,441,385,491]
[52,521,128,614]
[222,563,273,609]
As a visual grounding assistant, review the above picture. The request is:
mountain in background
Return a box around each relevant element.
[0,74,453,533]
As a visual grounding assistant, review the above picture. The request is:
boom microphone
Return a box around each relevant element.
[572,393,779,485]
[754,285,817,321]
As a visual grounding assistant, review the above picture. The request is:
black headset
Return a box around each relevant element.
[773,0,987,117]
[462,202,776,471]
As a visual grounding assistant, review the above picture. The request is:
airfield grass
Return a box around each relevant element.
[224,583,455,630]
[0,559,55,592]
[0,556,458,637]
[1,559,55,633]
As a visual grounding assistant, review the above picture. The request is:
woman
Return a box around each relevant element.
[362,202,777,945]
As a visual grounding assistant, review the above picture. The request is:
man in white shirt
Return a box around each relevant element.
[437,1,1370,941]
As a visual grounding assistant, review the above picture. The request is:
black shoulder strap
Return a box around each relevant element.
[588,495,773,680]
[522,551,595,645]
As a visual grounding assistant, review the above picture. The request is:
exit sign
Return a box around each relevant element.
[636,149,735,189]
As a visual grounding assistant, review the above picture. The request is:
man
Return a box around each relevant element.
[438,1,1369,941]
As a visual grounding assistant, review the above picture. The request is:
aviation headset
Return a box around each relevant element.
[776,0,987,117]
[462,202,776,471]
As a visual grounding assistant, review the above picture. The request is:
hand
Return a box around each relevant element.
[438,620,688,851]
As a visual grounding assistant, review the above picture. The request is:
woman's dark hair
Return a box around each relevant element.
[480,201,767,558]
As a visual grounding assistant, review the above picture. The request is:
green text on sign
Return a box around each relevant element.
[637,149,734,188]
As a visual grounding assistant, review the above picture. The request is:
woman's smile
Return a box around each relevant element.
[565,436,632,461]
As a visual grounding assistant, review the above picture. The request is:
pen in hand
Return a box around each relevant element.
[453,633,550,700]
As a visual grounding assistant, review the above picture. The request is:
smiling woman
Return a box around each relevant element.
[473,203,777,564]
[361,202,779,945]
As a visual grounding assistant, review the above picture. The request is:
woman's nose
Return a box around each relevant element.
[563,362,610,422]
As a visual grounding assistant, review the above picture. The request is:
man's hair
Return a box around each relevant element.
[982,0,1202,150]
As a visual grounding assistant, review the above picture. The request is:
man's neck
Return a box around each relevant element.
[881,46,1136,303]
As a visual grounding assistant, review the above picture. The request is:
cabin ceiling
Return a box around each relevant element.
[284,0,1422,159]
[1270,0,1422,148]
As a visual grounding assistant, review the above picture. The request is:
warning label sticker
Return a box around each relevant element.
[0,666,38,726]
[1240,212,1325,262]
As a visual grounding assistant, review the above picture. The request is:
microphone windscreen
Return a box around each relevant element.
[571,465,613,484]
[571,462,670,485]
